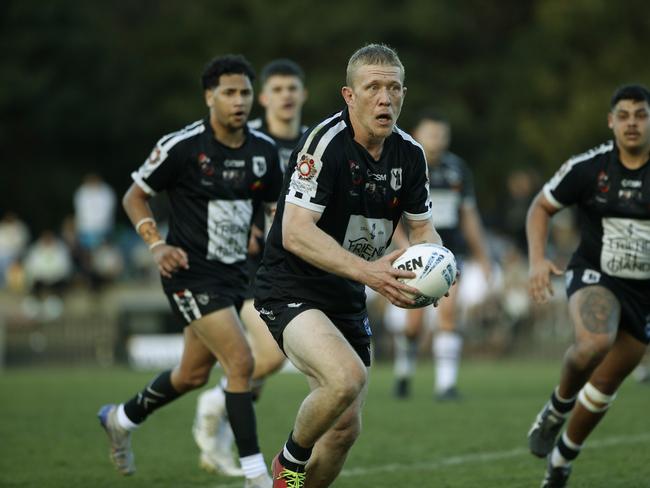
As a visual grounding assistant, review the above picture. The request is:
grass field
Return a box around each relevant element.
[1,360,649,487]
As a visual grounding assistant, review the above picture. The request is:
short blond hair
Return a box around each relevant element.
[346,43,404,87]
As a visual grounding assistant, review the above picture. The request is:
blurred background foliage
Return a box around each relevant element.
[2,0,649,231]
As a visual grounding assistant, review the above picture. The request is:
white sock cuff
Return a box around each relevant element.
[561,432,582,451]
[283,446,308,465]
[117,404,139,431]
[554,386,577,403]
[240,453,267,478]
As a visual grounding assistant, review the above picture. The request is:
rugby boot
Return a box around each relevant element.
[97,404,135,475]
[528,401,565,457]
[272,453,306,488]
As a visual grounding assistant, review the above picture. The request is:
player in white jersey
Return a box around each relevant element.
[526,84,650,487]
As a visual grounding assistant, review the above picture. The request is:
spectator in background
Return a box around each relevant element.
[22,230,73,320]
[497,168,539,255]
[74,173,116,250]
[0,211,30,287]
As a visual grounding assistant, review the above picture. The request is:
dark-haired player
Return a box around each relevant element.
[526,83,650,487]
[193,58,309,476]
[97,54,282,488]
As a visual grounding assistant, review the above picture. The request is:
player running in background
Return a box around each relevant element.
[97,54,282,488]
[255,43,445,488]
[192,58,309,476]
[526,83,650,488]
[387,111,491,400]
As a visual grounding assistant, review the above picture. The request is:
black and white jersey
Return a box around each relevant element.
[248,117,309,173]
[255,109,433,315]
[543,140,650,291]
[428,152,476,255]
[132,118,282,291]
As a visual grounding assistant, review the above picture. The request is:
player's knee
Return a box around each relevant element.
[329,368,367,406]
[578,382,617,413]
[176,368,211,390]
[228,353,255,379]
[572,338,611,367]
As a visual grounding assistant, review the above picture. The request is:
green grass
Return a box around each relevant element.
[1,360,649,487]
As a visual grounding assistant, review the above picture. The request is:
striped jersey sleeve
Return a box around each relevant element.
[285,112,346,213]
[131,120,205,195]
[543,141,613,208]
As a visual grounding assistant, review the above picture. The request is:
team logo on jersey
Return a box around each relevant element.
[390,168,403,191]
[297,154,317,180]
[597,171,609,193]
[198,153,214,176]
[196,293,210,306]
[252,156,267,177]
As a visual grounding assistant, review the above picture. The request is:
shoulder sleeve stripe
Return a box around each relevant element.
[394,126,427,162]
[158,119,204,148]
[545,140,613,193]
[249,128,276,145]
[299,112,342,155]
[247,118,263,130]
[159,122,205,153]
[313,120,347,159]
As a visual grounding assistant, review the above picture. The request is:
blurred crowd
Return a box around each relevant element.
[0,167,580,350]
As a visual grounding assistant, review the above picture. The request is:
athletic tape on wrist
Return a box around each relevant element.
[148,240,165,251]
[135,217,156,233]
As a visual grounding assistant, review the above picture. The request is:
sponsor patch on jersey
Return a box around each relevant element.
[297,153,318,180]
[289,152,322,199]
[343,215,393,261]
[390,168,403,191]
[196,293,210,306]
[252,156,267,177]
[601,218,650,279]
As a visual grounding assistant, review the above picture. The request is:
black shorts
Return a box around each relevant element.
[255,301,372,366]
[165,286,245,329]
[566,267,650,344]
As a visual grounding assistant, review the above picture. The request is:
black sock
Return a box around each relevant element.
[550,389,576,416]
[279,431,312,472]
[225,391,260,457]
[557,435,580,462]
[123,370,181,424]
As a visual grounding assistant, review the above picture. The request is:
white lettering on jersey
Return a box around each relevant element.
[343,216,393,261]
[224,159,245,168]
[206,199,253,264]
[601,218,650,279]
[429,189,461,229]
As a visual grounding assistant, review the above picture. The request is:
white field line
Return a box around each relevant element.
[211,432,650,487]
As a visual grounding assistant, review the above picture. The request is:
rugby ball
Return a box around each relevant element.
[392,243,457,308]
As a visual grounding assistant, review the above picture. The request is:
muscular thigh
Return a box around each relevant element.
[190,306,251,371]
[568,285,620,343]
[282,309,366,386]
